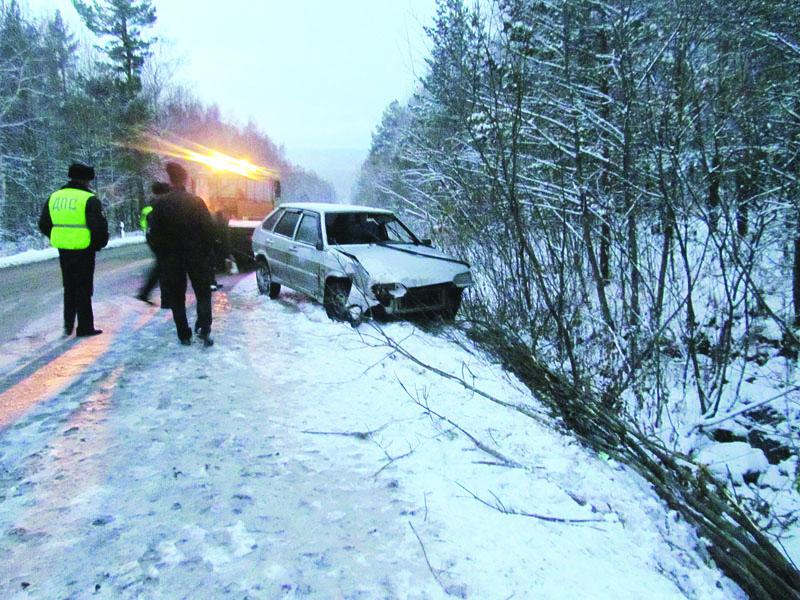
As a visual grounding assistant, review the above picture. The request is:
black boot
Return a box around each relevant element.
[76,328,103,337]
[197,329,214,347]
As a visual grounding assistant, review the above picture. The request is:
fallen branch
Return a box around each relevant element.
[301,421,390,440]
[396,377,522,468]
[365,318,800,597]
[409,520,447,592]
[473,460,527,468]
[456,483,606,524]
[694,385,800,431]
[469,324,800,600]
[373,442,417,478]
[369,322,546,424]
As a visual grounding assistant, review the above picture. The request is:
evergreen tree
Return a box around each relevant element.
[70,0,159,229]
[72,0,156,98]
[43,10,78,95]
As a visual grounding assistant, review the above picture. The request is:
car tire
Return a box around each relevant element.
[441,287,463,322]
[256,258,280,299]
[324,279,351,321]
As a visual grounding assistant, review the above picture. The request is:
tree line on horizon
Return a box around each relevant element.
[0,0,335,249]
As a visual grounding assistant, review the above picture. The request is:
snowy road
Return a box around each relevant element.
[0,275,744,599]
[0,242,155,347]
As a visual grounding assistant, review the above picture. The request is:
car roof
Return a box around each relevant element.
[276,202,393,215]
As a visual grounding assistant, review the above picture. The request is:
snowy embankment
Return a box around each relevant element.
[0,233,145,268]
[0,265,746,598]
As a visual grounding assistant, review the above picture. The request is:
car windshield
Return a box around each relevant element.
[324,212,419,245]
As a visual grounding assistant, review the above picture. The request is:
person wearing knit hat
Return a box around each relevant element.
[38,163,109,337]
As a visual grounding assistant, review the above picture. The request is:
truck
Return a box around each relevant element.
[190,168,281,271]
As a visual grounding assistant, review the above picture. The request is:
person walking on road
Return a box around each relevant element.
[136,181,170,307]
[210,208,232,291]
[38,162,109,337]
[147,162,215,347]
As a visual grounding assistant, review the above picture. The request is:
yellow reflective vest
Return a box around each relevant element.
[141,205,153,231]
[48,188,93,249]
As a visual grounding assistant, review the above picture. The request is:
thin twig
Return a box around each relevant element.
[457,483,605,524]
[373,443,417,478]
[397,377,522,468]
[473,460,528,468]
[409,520,447,591]
[301,421,390,440]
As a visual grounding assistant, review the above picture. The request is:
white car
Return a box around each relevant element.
[251,203,473,323]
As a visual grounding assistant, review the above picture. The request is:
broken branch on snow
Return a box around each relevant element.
[456,483,606,524]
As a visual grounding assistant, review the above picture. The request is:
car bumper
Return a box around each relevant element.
[360,282,463,315]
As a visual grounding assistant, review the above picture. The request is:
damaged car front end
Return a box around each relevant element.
[252,203,474,325]
[339,243,474,321]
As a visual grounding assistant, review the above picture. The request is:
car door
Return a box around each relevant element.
[268,209,301,282]
[287,211,323,297]
[253,208,283,256]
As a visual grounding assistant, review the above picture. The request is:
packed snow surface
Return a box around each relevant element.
[0,262,745,598]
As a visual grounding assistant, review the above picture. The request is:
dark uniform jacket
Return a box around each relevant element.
[147,185,215,258]
[38,181,109,252]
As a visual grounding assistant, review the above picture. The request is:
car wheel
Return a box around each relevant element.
[256,258,280,299]
[441,287,463,322]
[324,279,351,321]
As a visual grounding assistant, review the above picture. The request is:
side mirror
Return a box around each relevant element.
[316,240,324,251]
[422,239,433,247]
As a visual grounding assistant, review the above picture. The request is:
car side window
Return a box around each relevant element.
[261,209,283,231]
[274,211,301,238]
[295,213,321,247]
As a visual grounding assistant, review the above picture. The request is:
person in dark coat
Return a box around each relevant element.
[147,162,216,347]
[39,162,109,337]
[136,181,170,306]
[210,208,231,291]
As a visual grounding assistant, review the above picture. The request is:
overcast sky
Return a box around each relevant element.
[25,0,439,198]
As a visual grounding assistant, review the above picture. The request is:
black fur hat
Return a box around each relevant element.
[165,161,188,185]
[68,162,95,181]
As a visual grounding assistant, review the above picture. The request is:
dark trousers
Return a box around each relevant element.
[138,256,161,300]
[59,249,96,334]
[161,253,212,341]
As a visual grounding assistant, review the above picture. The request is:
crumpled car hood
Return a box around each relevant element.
[336,244,469,288]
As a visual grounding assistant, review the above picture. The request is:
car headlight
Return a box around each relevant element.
[372,283,407,306]
[453,271,474,287]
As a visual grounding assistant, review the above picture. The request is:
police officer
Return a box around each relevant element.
[39,163,109,337]
[147,162,215,347]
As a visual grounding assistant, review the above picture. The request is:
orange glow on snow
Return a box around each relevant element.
[0,333,112,430]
